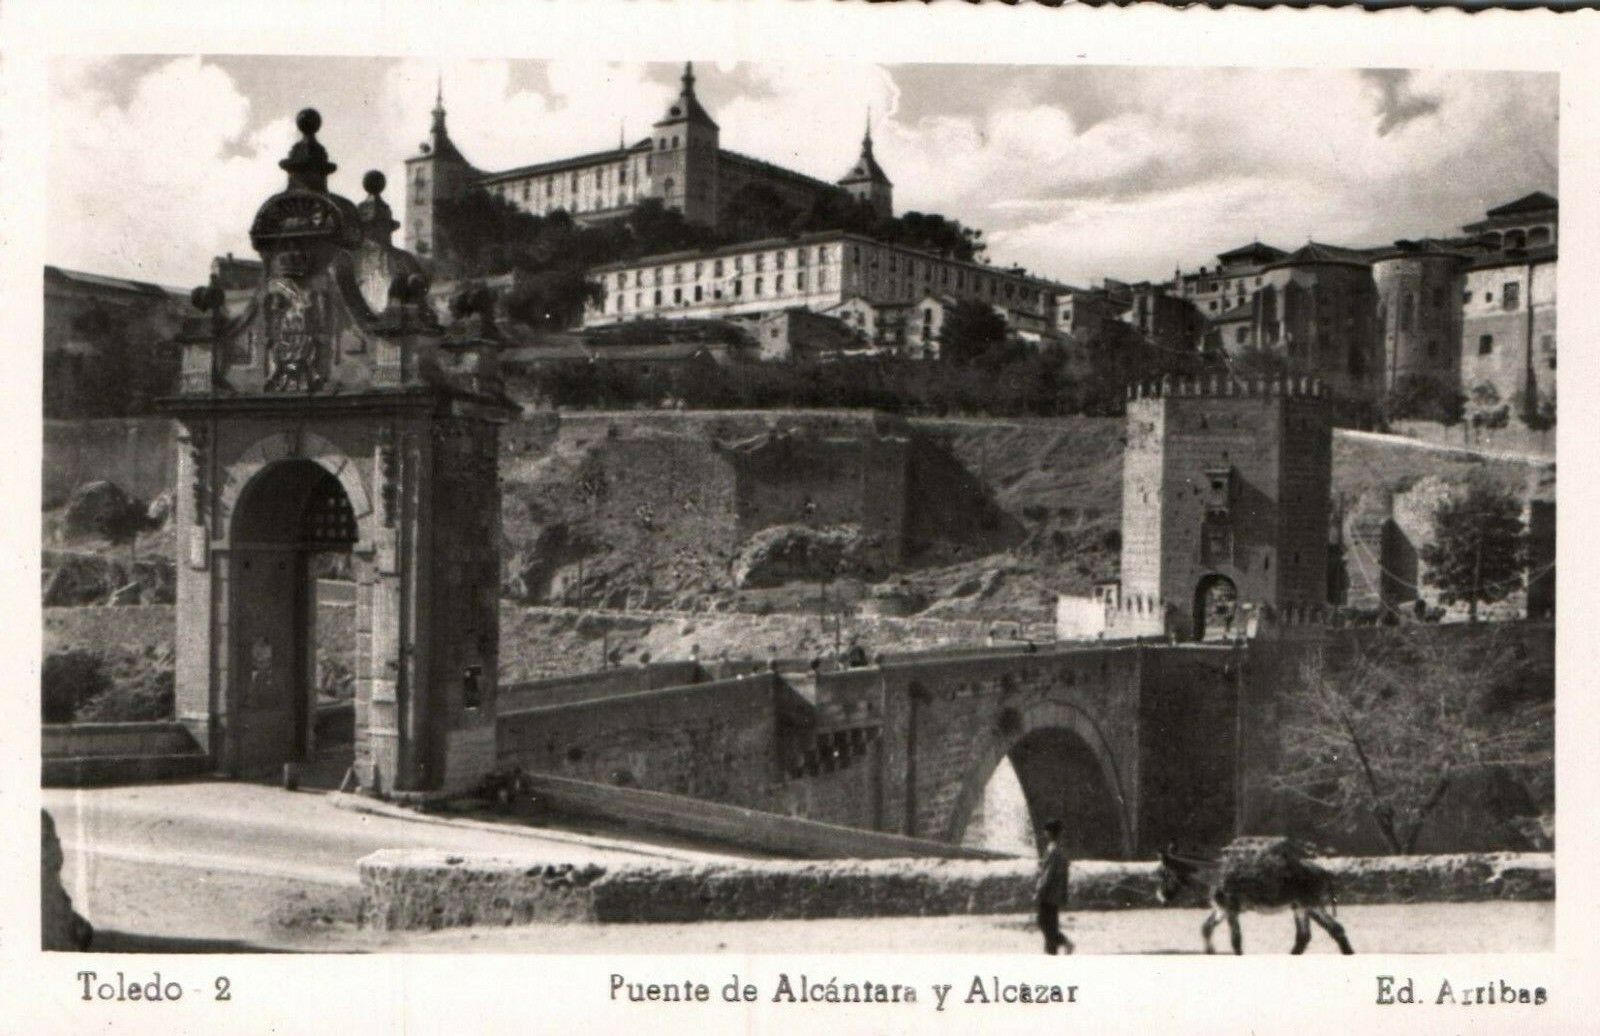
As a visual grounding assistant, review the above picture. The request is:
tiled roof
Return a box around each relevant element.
[1485,191,1558,217]
[1267,241,1373,269]
[476,142,649,185]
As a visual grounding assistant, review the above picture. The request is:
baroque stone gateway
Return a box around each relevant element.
[159,109,519,795]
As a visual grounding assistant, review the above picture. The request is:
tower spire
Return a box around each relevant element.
[682,61,696,97]
[431,72,447,136]
[864,106,873,149]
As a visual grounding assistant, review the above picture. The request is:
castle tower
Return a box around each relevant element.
[1111,377,1333,641]
[162,109,517,796]
[403,79,478,270]
[650,62,720,225]
[1371,243,1465,395]
[837,113,893,219]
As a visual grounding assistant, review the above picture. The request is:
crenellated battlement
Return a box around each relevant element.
[1126,374,1332,402]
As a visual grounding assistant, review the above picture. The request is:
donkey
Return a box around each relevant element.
[1155,840,1354,955]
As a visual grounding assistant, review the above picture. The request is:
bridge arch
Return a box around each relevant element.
[944,698,1133,859]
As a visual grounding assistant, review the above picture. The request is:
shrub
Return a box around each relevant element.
[42,650,108,723]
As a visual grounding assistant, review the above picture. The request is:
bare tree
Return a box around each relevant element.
[1270,629,1551,854]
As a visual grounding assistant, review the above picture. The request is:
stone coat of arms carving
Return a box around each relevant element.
[263,275,326,392]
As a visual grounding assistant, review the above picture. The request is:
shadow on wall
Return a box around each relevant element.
[902,435,1027,568]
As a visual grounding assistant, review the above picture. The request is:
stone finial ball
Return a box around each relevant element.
[296,108,322,135]
[363,170,387,196]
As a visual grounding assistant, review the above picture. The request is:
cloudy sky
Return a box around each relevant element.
[48,56,1557,290]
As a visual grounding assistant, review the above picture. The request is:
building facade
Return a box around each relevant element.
[1459,246,1557,422]
[404,65,890,268]
[583,230,1065,339]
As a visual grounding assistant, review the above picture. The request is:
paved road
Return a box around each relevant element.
[45,783,1552,955]
[45,780,743,951]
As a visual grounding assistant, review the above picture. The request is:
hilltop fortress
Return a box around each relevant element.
[404,64,892,265]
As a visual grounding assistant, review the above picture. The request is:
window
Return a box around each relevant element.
[734,280,743,297]
[1235,327,1248,345]
[1479,334,1494,355]
[714,259,724,276]
[1484,291,1494,304]
[819,270,828,289]
[547,180,553,196]
[654,290,663,306]
[673,288,682,303]
[755,254,765,272]
[694,286,703,302]
[776,274,784,293]
[776,251,786,270]
[1502,282,1521,311]
[571,173,578,190]
[755,276,764,295]
[619,168,627,185]
[797,249,807,267]
[617,294,626,312]
[798,272,807,291]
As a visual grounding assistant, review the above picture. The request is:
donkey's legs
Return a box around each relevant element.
[1290,907,1311,955]
[1308,908,1354,955]
[1226,911,1243,955]
[1200,909,1223,954]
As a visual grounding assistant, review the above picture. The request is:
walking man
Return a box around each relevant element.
[1036,819,1074,954]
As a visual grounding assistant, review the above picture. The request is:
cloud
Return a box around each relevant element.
[1361,69,1444,136]
[48,56,290,288]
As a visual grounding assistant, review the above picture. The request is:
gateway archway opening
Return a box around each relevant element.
[229,459,360,784]
[1193,574,1238,642]
[960,725,1125,859]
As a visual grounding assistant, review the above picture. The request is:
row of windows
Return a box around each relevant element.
[608,247,839,289]
[601,243,1047,313]
[606,269,833,312]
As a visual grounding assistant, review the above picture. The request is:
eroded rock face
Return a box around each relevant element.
[63,481,136,538]
[42,551,175,607]
[732,524,872,589]
[41,810,93,951]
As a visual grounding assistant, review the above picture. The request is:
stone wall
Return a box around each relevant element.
[43,417,175,508]
[359,849,1553,930]
[497,674,786,805]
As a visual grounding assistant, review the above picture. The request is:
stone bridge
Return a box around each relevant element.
[495,640,1244,859]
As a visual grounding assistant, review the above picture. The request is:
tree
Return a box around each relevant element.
[937,300,1009,365]
[1271,629,1552,853]
[1381,374,1465,427]
[1419,480,1527,622]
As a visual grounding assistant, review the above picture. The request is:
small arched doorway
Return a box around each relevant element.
[1193,573,1238,642]
[228,459,359,779]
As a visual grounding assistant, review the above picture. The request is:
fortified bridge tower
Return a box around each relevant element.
[159,110,518,795]
[1109,375,1333,641]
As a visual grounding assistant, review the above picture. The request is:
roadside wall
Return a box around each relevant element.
[359,850,1553,930]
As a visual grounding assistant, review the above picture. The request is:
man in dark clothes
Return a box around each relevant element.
[1035,819,1074,955]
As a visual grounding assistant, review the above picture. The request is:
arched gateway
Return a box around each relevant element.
[159,110,517,795]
